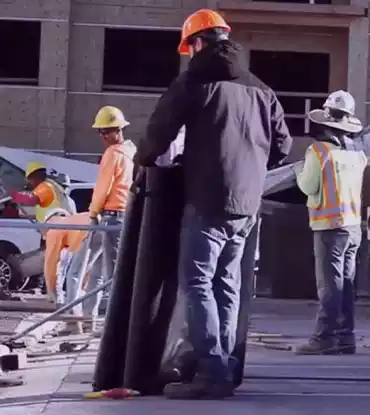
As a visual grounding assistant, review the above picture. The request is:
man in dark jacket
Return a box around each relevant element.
[135,8,292,399]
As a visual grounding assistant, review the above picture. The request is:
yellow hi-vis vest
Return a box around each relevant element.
[308,141,367,230]
[35,179,74,223]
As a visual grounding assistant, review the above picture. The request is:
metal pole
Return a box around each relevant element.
[7,279,112,343]
[0,220,122,231]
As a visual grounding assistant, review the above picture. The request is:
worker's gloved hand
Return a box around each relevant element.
[133,152,156,167]
[130,166,146,194]
[172,154,184,165]
[90,216,99,226]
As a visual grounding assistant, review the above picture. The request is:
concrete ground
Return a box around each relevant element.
[1,299,370,414]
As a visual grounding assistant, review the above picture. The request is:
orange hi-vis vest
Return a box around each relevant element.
[308,141,367,230]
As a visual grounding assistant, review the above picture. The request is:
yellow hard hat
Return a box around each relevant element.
[26,162,46,178]
[92,106,130,129]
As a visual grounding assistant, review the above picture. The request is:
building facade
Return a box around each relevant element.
[0,0,369,164]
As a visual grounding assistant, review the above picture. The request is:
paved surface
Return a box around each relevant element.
[1,299,370,414]
[0,311,31,340]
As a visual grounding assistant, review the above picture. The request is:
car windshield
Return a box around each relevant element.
[0,156,27,192]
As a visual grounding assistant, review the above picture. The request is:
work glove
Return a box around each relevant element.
[172,154,184,165]
[90,216,99,226]
[130,166,146,194]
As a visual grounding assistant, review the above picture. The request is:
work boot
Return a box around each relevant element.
[337,336,356,355]
[163,378,234,400]
[295,338,337,355]
[0,372,23,387]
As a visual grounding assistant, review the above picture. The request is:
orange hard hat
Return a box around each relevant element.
[178,9,231,55]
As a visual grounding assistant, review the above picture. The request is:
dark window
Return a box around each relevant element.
[250,50,330,136]
[103,28,181,93]
[69,188,93,213]
[250,50,330,93]
[278,96,306,114]
[0,20,41,85]
[285,118,305,136]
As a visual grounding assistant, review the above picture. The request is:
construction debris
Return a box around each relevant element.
[0,350,28,371]
[84,388,140,400]
[0,372,24,387]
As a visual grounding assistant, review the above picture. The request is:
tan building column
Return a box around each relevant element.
[347,17,369,123]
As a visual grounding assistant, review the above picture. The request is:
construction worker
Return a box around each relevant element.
[135,9,292,399]
[90,106,136,285]
[12,162,75,222]
[44,210,103,334]
[12,164,76,294]
[295,90,367,355]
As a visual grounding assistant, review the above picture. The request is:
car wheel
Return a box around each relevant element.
[0,254,23,292]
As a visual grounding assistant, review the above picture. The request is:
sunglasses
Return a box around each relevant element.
[98,128,120,135]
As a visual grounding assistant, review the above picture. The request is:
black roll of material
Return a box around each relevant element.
[92,181,146,392]
[122,165,185,395]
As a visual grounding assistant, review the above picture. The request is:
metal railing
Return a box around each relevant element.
[0,219,120,344]
[0,218,121,231]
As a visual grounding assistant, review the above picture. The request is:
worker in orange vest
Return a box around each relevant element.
[90,106,135,285]
[12,162,75,222]
[44,210,103,334]
[295,90,367,355]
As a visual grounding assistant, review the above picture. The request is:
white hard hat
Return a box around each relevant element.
[44,208,71,223]
[323,90,355,116]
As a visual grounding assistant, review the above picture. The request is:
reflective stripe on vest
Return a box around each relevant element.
[35,179,74,222]
[309,141,361,224]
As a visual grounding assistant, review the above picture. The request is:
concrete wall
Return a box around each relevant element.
[0,0,368,161]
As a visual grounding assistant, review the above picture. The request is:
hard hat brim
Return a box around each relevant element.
[26,167,46,178]
[178,39,190,55]
[177,24,231,55]
[308,109,363,134]
[92,120,130,129]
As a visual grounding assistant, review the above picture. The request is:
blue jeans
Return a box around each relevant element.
[179,204,256,382]
[65,231,104,318]
[313,225,362,344]
[101,213,125,281]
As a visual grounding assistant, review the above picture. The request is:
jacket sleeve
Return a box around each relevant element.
[135,74,191,166]
[268,92,293,169]
[296,146,321,196]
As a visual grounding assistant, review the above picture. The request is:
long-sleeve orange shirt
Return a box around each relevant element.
[89,142,135,218]
[44,212,90,293]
